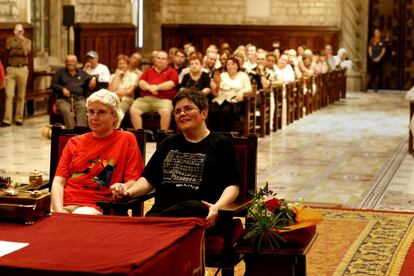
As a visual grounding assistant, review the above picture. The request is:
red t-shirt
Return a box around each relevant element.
[0,60,5,86]
[55,130,144,209]
[139,66,179,99]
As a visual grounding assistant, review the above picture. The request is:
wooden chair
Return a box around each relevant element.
[99,131,258,276]
[304,77,314,115]
[285,82,296,125]
[295,80,304,120]
[233,92,257,137]
[315,73,326,108]
[338,68,347,98]
[256,88,271,137]
[49,125,148,216]
[272,85,283,132]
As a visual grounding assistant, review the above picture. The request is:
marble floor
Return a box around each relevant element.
[0,90,413,211]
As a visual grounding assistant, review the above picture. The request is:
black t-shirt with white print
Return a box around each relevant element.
[142,132,241,212]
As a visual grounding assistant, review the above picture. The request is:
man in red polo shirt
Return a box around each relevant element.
[130,51,179,130]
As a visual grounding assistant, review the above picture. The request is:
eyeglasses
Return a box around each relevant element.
[173,105,198,116]
[87,109,113,117]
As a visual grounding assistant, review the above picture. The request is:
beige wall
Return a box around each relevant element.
[0,0,29,22]
[74,0,132,23]
[161,0,341,27]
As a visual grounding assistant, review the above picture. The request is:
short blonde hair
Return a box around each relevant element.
[86,89,123,129]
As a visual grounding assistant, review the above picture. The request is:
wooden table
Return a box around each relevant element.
[236,227,317,276]
[0,213,205,275]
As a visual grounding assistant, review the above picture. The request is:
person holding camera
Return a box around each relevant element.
[1,23,32,127]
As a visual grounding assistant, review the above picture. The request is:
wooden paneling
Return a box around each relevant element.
[74,23,136,72]
[162,24,339,53]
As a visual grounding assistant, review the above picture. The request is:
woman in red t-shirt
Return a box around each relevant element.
[51,89,144,214]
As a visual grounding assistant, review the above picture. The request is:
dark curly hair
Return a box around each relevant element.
[172,88,209,111]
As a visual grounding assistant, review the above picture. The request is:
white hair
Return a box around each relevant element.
[337,48,347,58]
[86,89,123,129]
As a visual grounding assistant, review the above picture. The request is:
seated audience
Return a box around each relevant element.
[83,50,110,91]
[129,52,143,79]
[313,50,330,74]
[275,54,295,84]
[208,56,252,132]
[265,52,283,87]
[172,49,186,76]
[243,44,257,71]
[51,89,144,214]
[202,52,219,78]
[51,54,96,129]
[112,89,240,233]
[178,52,211,96]
[211,49,231,96]
[325,44,337,71]
[334,48,352,71]
[167,47,178,66]
[108,54,138,121]
[287,49,302,79]
[246,51,270,91]
[298,49,314,78]
[150,50,158,66]
[130,50,179,130]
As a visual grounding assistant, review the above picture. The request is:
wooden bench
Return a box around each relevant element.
[272,85,283,132]
[257,88,271,137]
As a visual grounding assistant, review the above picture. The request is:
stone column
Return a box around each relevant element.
[142,0,161,58]
[340,0,369,91]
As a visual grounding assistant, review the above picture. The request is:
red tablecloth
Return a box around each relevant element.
[0,213,205,275]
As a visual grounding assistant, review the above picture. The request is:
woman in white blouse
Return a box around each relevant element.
[108,54,138,122]
[208,56,252,132]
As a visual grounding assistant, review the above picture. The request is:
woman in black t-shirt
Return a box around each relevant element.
[111,89,240,230]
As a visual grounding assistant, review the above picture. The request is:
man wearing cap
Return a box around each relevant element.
[51,54,96,129]
[1,23,31,127]
[83,51,110,91]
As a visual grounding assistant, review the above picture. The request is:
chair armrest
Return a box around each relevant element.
[219,198,253,217]
[96,190,156,216]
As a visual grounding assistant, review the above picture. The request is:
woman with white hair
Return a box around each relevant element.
[51,89,144,215]
[334,48,352,70]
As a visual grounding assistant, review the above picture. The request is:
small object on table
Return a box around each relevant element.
[0,191,51,224]
[31,190,42,198]
[29,170,43,188]
[4,187,18,196]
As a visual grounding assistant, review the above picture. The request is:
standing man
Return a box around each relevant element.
[1,23,31,127]
[51,55,96,129]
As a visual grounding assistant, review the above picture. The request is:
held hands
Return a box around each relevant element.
[202,201,219,228]
[111,183,129,201]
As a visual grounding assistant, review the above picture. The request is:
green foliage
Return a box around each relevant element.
[244,182,296,251]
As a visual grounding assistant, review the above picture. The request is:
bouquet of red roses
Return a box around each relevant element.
[244,183,322,251]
